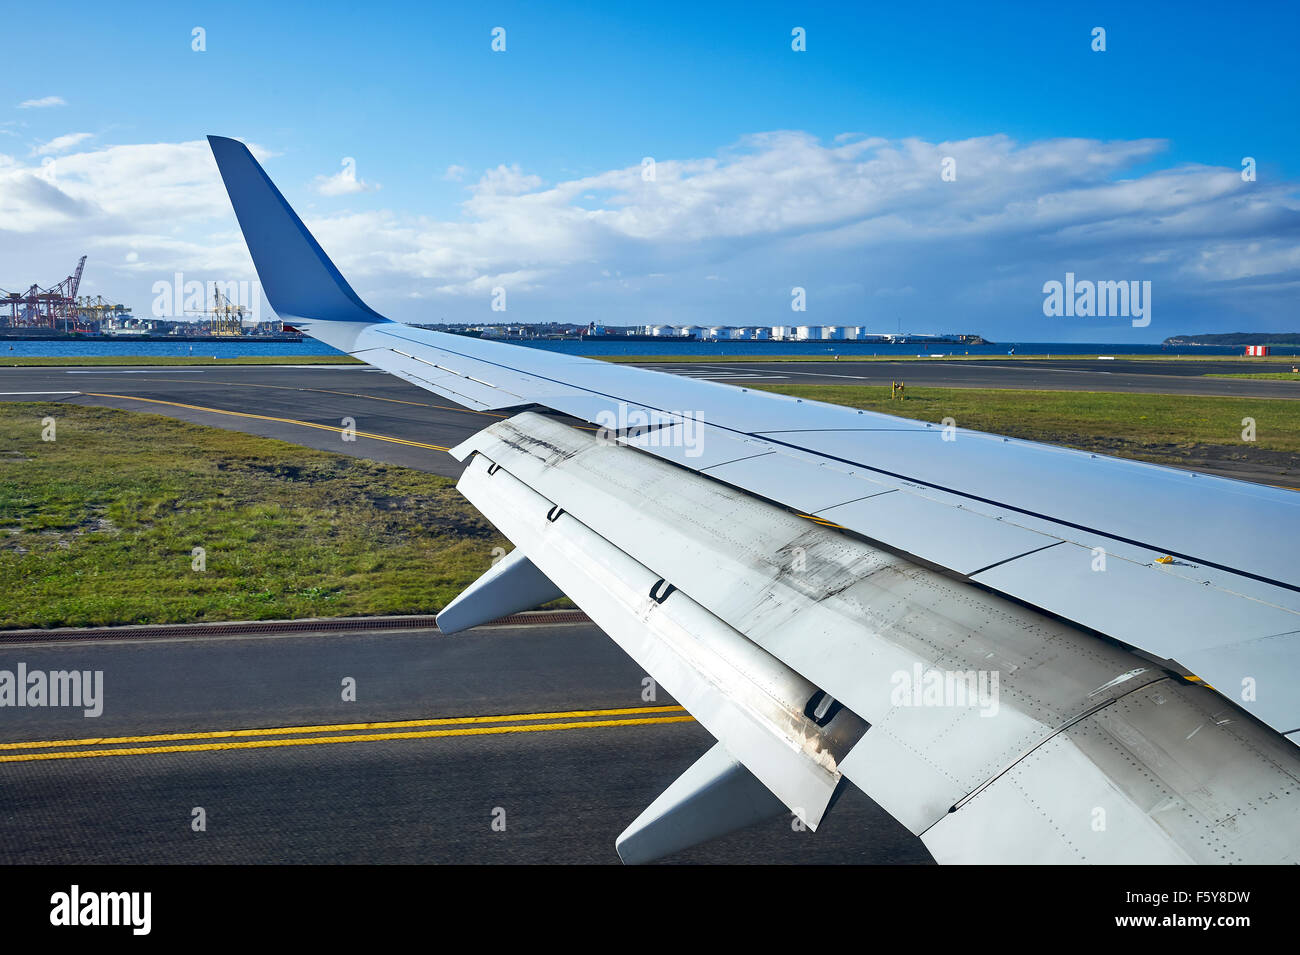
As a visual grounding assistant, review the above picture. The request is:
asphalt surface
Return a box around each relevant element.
[0,359,1295,482]
[0,622,930,864]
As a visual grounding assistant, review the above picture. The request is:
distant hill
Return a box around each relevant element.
[1163,332,1300,346]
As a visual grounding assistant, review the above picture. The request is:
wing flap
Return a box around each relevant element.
[455,450,867,829]
[455,411,1300,860]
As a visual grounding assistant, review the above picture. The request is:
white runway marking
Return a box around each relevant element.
[0,391,82,395]
[663,363,871,381]
[667,369,784,380]
[64,369,208,374]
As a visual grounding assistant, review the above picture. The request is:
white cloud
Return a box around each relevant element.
[36,132,93,155]
[2,131,1298,337]
[0,140,238,234]
[313,160,379,196]
[18,96,66,109]
[471,164,543,196]
[0,138,274,299]
[442,164,466,182]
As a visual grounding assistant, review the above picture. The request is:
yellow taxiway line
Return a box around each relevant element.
[0,705,695,763]
[83,392,451,452]
[134,375,513,419]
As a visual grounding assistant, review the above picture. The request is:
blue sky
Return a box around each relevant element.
[2,0,1298,341]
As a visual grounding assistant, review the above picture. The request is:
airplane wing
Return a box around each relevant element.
[209,135,1300,864]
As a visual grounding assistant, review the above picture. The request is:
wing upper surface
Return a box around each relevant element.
[292,313,1300,731]
[301,315,1300,591]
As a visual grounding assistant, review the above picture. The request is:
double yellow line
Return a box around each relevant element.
[0,705,694,763]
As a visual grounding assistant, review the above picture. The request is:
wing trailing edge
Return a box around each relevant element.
[454,411,1300,863]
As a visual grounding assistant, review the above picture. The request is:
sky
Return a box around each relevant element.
[1,0,1298,342]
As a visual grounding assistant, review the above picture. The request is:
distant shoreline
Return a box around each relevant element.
[0,332,305,343]
[6,353,1300,368]
[4,337,1300,361]
[1163,333,1300,346]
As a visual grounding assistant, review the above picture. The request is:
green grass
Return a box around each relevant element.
[0,354,361,367]
[751,384,1300,455]
[5,385,1295,629]
[0,403,509,629]
[1204,371,1300,381]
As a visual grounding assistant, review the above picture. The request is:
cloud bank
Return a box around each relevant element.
[1,131,1297,340]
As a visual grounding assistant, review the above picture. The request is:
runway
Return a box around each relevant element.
[0,358,1294,481]
[0,620,929,864]
[631,357,1300,397]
